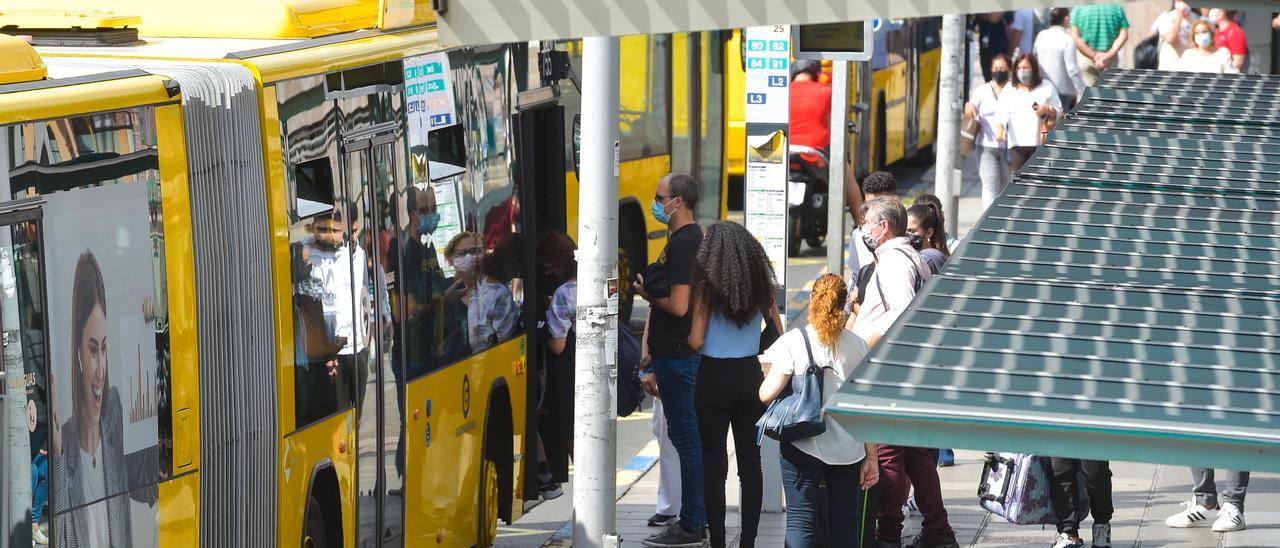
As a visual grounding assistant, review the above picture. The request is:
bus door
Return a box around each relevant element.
[340,128,405,547]
[0,204,49,547]
[852,61,874,178]
[904,19,921,155]
[513,88,565,502]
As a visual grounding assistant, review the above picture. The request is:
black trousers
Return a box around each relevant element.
[696,355,766,548]
[1049,458,1113,536]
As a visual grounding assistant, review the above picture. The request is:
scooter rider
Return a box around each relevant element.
[789,59,831,154]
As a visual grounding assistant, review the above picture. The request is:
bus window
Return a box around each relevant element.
[4,107,167,545]
[277,75,354,428]
[424,47,525,364]
[619,34,672,161]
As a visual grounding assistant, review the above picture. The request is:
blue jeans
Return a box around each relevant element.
[652,355,704,532]
[780,442,867,548]
[32,453,47,524]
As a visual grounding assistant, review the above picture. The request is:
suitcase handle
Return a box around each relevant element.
[977,458,1015,504]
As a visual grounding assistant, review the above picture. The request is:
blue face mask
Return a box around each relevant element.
[419,212,440,235]
[651,198,673,225]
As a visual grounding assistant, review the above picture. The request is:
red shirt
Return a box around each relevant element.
[1215,20,1247,57]
[789,79,832,150]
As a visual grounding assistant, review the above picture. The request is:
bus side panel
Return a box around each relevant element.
[565,154,671,264]
[157,103,202,477]
[158,472,200,545]
[281,412,357,547]
[404,338,525,547]
[724,30,746,178]
[878,63,909,166]
[917,47,942,150]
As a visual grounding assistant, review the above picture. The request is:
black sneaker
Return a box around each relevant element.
[647,513,678,527]
[906,531,959,548]
[641,522,706,547]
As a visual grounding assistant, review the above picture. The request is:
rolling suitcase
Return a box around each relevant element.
[978,453,1088,526]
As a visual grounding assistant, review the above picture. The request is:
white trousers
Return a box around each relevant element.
[652,398,682,516]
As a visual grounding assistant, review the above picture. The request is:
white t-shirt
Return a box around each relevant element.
[1175,47,1233,74]
[78,443,110,547]
[1153,10,1198,70]
[1004,81,1063,148]
[851,237,931,343]
[762,325,870,465]
[469,278,517,351]
[1010,9,1036,56]
[305,241,371,355]
[970,81,1010,149]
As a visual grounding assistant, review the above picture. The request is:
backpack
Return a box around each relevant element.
[616,327,644,417]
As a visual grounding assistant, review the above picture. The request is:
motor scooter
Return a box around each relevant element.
[786,144,829,256]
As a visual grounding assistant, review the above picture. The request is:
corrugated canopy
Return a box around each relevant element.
[828,69,1280,473]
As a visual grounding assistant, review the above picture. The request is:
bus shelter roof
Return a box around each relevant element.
[435,0,1138,47]
[826,69,1280,473]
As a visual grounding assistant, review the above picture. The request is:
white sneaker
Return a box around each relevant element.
[1211,503,1245,533]
[32,528,48,545]
[1052,533,1084,548]
[1165,498,1214,528]
[1091,522,1111,548]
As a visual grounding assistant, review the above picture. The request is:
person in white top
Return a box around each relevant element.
[1034,8,1086,109]
[964,53,1012,211]
[1009,9,1036,57]
[1005,53,1063,172]
[845,198,959,548]
[1152,1,1199,70]
[759,274,877,548]
[1175,20,1235,74]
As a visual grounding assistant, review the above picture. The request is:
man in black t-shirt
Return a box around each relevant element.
[634,173,707,547]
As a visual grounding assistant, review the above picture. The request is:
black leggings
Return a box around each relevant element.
[696,355,766,548]
[1049,458,1114,536]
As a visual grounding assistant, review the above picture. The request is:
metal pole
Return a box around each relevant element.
[826,61,849,277]
[936,14,965,237]
[573,35,621,548]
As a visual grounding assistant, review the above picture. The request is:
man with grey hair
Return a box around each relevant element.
[849,197,958,548]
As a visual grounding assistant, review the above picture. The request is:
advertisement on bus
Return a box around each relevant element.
[46,182,160,548]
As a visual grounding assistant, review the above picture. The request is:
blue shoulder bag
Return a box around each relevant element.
[756,328,831,443]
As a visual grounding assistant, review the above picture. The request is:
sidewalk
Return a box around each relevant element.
[611,449,1280,547]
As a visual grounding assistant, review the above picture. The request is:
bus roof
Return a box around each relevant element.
[0,2,435,39]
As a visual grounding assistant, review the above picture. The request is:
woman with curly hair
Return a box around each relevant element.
[759,274,877,548]
[686,221,783,548]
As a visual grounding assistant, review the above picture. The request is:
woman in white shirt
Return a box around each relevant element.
[1175,20,1235,74]
[759,274,877,548]
[1005,53,1063,172]
[1153,1,1198,70]
[964,53,1012,211]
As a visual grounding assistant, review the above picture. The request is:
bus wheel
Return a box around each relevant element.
[477,455,500,546]
[302,496,327,548]
[618,217,641,322]
[787,213,802,257]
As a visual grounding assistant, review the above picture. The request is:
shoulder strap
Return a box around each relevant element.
[798,327,816,366]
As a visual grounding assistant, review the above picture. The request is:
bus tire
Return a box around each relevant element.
[618,214,642,322]
[787,213,802,257]
[302,496,327,548]
[477,454,500,547]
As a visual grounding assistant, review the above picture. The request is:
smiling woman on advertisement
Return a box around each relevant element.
[52,250,133,547]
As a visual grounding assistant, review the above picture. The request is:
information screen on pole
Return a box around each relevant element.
[793,21,873,61]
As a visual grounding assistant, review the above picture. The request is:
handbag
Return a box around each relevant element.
[756,328,831,443]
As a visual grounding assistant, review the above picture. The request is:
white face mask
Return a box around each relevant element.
[452,254,478,273]
[1195,32,1213,48]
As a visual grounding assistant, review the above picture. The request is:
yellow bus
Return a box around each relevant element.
[0,3,617,546]
[554,32,729,321]
[725,19,942,189]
